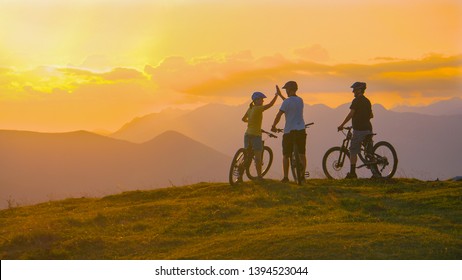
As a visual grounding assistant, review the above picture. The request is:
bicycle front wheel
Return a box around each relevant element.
[373,141,398,178]
[246,146,273,180]
[322,146,350,179]
[290,145,303,185]
[229,148,246,186]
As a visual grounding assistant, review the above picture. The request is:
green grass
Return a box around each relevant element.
[0,179,461,259]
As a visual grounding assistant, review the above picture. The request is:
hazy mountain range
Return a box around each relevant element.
[0,130,229,209]
[112,98,462,181]
[1,98,460,209]
[392,97,462,116]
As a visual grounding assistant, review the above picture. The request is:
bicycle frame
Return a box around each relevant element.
[335,129,352,169]
[336,127,376,170]
[323,126,397,179]
[229,130,277,185]
[244,130,275,166]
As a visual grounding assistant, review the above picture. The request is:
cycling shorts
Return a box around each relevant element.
[244,133,263,151]
[282,129,306,156]
[350,130,372,156]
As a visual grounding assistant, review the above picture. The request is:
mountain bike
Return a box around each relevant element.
[322,126,398,179]
[229,130,277,186]
[274,122,314,185]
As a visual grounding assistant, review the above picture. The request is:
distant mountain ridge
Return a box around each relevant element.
[113,108,189,142]
[391,97,462,116]
[0,130,229,209]
[111,100,462,181]
[111,103,243,145]
[2,99,461,208]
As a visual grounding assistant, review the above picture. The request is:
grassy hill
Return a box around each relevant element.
[0,179,461,259]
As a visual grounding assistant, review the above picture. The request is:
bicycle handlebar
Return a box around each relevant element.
[305,122,314,127]
[273,122,314,133]
[261,129,278,138]
[339,126,353,137]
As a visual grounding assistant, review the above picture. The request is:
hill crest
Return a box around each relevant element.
[1,179,460,259]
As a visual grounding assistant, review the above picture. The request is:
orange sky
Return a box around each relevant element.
[0,0,461,132]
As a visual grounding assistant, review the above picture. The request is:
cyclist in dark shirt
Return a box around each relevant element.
[338,82,379,179]
[350,94,372,131]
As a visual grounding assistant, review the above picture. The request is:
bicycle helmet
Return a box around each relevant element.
[282,81,298,90]
[350,82,367,90]
[251,91,267,101]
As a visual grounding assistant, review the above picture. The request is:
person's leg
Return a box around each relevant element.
[296,130,308,177]
[281,133,292,182]
[254,150,262,178]
[348,131,361,178]
[348,130,369,178]
[283,155,290,179]
[299,154,306,175]
[252,135,264,179]
[350,154,358,173]
[241,134,251,180]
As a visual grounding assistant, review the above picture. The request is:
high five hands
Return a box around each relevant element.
[276,85,285,100]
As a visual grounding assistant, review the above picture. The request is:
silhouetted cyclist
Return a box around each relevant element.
[242,88,281,180]
[271,81,307,183]
[337,81,381,179]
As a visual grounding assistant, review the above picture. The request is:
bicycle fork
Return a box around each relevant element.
[335,138,350,169]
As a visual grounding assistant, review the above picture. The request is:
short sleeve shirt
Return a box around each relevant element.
[245,105,265,136]
[350,95,372,131]
[280,96,305,133]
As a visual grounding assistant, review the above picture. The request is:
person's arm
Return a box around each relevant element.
[242,111,248,123]
[338,109,355,131]
[271,110,284,132]
[263,93,279,110]
[276,85,285,100]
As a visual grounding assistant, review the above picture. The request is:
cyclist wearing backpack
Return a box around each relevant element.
[242,88,280,180]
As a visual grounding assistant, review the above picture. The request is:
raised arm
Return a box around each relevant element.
[263,93,279,110]
[276,85,285,100]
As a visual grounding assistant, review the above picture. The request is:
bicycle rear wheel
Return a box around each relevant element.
[246,146,273,180]
[322,146,350,179]
[229,148,246,186]
[373,141,398,178]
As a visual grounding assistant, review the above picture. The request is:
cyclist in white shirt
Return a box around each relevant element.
[271,81,307,183]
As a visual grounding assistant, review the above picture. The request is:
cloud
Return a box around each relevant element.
[143,52,461,100]
[79,55,113,72]
[360,54,462,96]
[1,52,460,131]
[0,65,164,131]
[373,57,404,62]
[60,67,147,81]
[100,67,147,81]
[3,53,460,102]
[144,52,262,94]
[0,66,149,98]
[293,44,330,62]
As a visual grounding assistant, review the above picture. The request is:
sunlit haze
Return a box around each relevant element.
[1,0,461,132]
